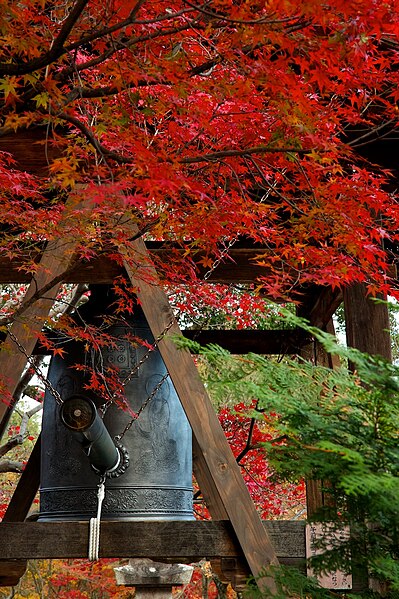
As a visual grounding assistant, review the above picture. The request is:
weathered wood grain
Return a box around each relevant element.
[0,520,305,561]
[0,196,81,438]
[121,235,279,589]
[0,247,273,284]
[2,436,41,523]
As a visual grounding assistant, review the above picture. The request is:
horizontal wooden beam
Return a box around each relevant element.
[183,329,311,354]
[0,561,28,587]
[0,246,271,284]
[31,329,310,357]
[0,520,305,563]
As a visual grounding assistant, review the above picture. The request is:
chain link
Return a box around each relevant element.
[7,318,175,435]
[99,319,175,417]
[7,326,64,405]
[115,372,170,441]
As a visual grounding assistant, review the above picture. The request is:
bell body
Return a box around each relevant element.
[39,288,193,521]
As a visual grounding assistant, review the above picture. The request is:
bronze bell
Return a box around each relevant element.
[39,286,193,521]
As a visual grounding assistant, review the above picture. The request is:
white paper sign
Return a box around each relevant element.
[305,523,352,590]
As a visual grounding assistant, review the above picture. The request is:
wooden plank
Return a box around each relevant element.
[193,437,229,520]
[184,329,310,355]
[122,236,279,587]
[0,436,41,585]
[343,283,392,361]
[0,208,78,438]
[31,328,311,357]
[2,435,41,522]
[0,247,274,284]
[0,520,305,561]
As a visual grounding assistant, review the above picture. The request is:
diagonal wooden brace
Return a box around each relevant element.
[0,204,79,438]
[121,234,279,589]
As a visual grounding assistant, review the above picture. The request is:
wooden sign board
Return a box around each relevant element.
[306,523,352,590]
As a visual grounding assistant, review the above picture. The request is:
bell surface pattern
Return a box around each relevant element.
[39,286,193,521]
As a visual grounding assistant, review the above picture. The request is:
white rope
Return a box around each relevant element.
[88,478,105,561]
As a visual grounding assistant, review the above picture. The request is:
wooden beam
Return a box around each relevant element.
[0,561,28,587]
[0,203,79,438]
[298,286,342,330]
[0,520,305,562]
[0,436,41,585]
[122,236,279,587]
[3,435,41,522]
[183,329,311,354]
[0,129,61,176]
[31,328,311,357]
[0,246,272,284]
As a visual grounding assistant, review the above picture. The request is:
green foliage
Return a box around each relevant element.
[178,308,399,596]
[246,566,336,599]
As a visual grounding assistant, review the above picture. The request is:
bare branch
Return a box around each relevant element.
[0,0,90,76]
[0,405,42,458]
[13,355,44,405]
[0,257,80,328]
[180,146,313,163]
[51,0,91,53]
[0,438,23,458]
[0,459,24,473]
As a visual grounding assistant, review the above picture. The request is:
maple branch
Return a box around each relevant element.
[0,257,81,328]
[56,109,314,166]
[56,111,132,163]
[51,0,91,53]
[65,78,169,102]
[180,146,313,163]
[348,118,397,149]
[0,0,90,76]
[64,5,195,54]
[182,0,302,26]
[61,21,200,77]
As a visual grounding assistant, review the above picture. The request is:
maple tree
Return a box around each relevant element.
[0,0,398,308]
[1,0,398,425]
[1,0,399,594]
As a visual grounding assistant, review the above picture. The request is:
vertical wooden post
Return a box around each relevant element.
[0,436,41,585]
[343,282,392,593]
[302,318,340,518]
[298,288,342,517]
[343,283,391,361]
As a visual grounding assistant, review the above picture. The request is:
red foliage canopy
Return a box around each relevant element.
[0,0,398,300]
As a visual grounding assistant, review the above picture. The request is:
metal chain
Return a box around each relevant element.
[7,317,175,419]
[100,319,175,417]
[202,236,239,282]
[6,326,64,406]
[115,372,170,441]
